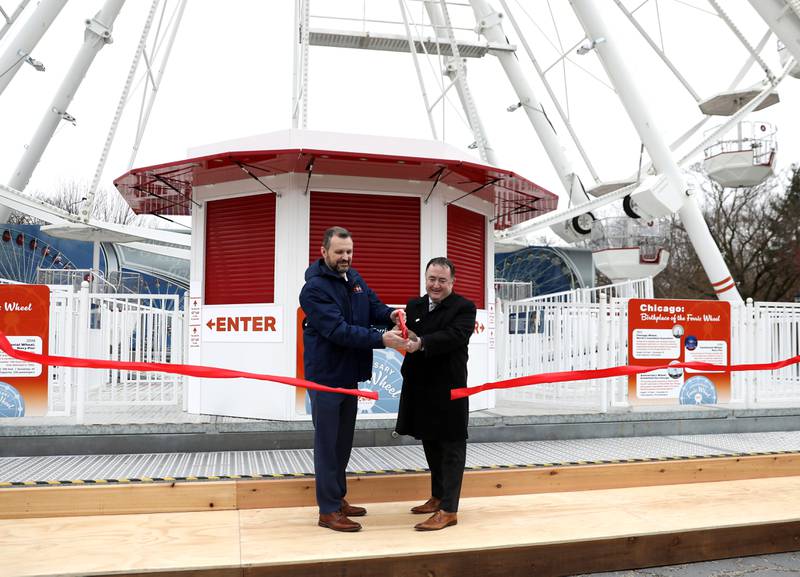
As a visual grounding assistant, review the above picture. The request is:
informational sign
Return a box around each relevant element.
[487,302,496,351]
[188,296,201,326]
[0,285,50,417]
[188,326,201,349]
[628,299,730,405]
[202,304,283,343]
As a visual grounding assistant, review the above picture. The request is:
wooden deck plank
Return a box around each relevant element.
[238,477,800,566]
[0,510,241,577]
[3,476,800,576]
[0,481,237,519]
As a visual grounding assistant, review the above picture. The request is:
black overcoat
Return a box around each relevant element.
[395,292,476,441]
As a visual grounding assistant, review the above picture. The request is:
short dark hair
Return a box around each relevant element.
[322,226,351,249]
[425,257,455,278]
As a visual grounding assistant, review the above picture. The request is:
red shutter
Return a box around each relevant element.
[309,191,420,305]
[447,204,486,309]
[205,193,276,304]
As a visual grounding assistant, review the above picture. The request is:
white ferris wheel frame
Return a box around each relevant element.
[292,0,800,302]
[0,1,797,300]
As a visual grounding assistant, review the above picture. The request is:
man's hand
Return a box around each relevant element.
[405,336,422,353]
[390,308,406,325]
[382,328,408,350]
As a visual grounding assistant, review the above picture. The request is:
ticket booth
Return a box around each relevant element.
[114,130,558,420]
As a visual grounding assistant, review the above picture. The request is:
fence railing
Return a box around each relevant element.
[496,282,800,411]
[498,295,628,410]
[516,277,653,305]
[46,282,185,419]
[14,275,800,417]
[731,300,800,406]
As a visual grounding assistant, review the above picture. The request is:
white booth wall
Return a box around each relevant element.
[186,171,496,420]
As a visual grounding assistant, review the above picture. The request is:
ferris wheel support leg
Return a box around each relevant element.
[747,0,800,66]
[0,0,68,98]
[569,0,743,303]
[0,0,126,224]
[468,0,592,243]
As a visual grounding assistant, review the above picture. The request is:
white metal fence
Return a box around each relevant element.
[497,279,800,411]
[519,277,654,305]
[498,295,629,410]
[731,301,800,406]
[9,275,800,417]
[46,282,185,418]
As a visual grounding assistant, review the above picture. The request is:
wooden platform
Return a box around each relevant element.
[3,456,800,576]
[3,476,800,577]
[5,453,800,519]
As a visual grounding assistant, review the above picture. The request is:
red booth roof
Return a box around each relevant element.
[113,148,558,230]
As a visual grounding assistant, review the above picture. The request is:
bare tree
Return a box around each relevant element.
[8,179,136,225]
[654,165,800,302]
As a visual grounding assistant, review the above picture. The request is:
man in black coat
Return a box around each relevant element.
[395,256,477,531]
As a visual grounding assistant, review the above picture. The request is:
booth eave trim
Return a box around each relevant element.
[113,149,558,229]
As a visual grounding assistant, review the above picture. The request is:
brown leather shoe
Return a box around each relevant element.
[410,497,441,514]
[318,511,362,532]
[341,498,367,517]
[414,510,457,531]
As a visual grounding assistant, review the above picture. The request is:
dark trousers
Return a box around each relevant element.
[422,439,467,513]
[309,389,358,514]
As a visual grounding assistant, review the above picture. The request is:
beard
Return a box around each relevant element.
[326,257,350,273]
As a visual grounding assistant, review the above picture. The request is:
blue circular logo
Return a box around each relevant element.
[679,376,717,405]
[305,349,404,415]
[685,335,698,351]
[0,381,25,417]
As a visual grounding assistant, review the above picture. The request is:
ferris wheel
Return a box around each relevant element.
[0,225,77,284]
[293,0,799,301]
[0,1,797,301]
[495,246,586,299]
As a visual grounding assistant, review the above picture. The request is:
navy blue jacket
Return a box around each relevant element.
[300,259,393,387]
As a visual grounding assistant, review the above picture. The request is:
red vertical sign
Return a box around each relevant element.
[0,285,50,417]
[628,299,731,406]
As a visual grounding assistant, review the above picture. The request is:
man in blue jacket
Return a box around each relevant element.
[300,226,407,532]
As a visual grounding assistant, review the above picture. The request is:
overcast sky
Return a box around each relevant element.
[0,0,797,228]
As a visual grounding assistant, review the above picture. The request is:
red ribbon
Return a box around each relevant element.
[397,312,409,339]
[451,355,800,399]
[6,326,798,405]
[0,331,378,400]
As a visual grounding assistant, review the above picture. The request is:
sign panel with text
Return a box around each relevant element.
[0,285,50,417]
[627,299,730,405]
[202,304,283,343]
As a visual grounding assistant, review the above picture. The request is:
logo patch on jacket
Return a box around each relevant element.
[352,284,363,294]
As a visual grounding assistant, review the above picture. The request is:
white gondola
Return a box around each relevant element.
[590,217,669,283]
[703,121,777,188]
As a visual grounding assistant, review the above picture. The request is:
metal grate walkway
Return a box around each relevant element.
[3,430,800,486]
